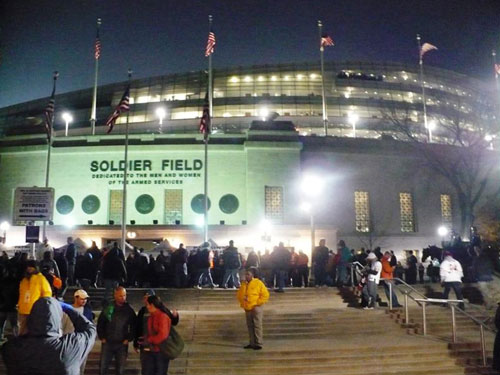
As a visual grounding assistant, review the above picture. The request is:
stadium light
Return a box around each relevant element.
[437,225,448,237]
[156,107,166,125]
[348,112,359,138]
[62,112,73,137]
[301,174,324,197]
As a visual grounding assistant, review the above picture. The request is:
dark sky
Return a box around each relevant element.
[1,0,499,108]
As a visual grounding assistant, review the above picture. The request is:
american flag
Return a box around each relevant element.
[420,42,438,58]
[205,31,216,57]
[105,85,130,133]
[95,37,101,60]
[44,72,59,141]
[321,34,334,48]
[199,91,210,136]
[495,64,500,77]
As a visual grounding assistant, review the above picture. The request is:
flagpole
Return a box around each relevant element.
[493,50,500,102]
[318,20,328,137]
[120,69,132,257]
[204,15,213,244]
[43,71,59,240]
[416,34,431,142]
[90,18,101,135]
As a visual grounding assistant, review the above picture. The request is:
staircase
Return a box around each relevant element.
[1,286,498,375]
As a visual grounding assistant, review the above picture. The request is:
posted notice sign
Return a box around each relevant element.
[14,187,55,222]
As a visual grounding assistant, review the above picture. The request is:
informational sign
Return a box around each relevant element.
[25,226,40,243]
[14,187,55,222]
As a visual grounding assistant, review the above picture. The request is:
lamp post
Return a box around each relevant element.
[62,112,73,137]
[348,112,359,138]
[156,107,166,133]
[0,221,10,244]
[300,202,314,257]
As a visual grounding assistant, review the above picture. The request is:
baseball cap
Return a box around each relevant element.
[144,289,156,296]
[74,289,89,299]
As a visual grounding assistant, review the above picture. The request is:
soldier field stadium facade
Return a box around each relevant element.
[0,60,498,259]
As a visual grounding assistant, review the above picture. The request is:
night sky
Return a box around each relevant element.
[1,0,499,108]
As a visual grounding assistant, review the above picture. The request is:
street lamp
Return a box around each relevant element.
[348,112,359,138]
[0,221,10,244]
[62,112,73,137]
[427,119,436,143]
[156,107,166,133]
[437,225,449,246]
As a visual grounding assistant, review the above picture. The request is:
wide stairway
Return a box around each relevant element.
[1,285,498,375]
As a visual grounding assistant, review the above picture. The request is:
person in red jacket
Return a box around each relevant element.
[141,295,173,375]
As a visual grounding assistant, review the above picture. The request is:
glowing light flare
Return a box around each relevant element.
[437,226,449,237]
[0,222,10,232]
[301,174,324,197]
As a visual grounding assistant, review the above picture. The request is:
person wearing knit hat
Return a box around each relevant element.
[18,259,52,334]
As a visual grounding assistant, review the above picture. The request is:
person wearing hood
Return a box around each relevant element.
[1,297,96,375]
[440,251,464,309]
[18,259,52,335]
[362,252,382,310]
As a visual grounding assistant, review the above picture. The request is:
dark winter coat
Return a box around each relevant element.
[96,302,136,344]
[1,297,96,375]
[101,252,127,282]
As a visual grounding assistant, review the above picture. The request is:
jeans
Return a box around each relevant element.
[67,263,76,286]
[223,268,241,288]
[141,350,170,375]
[198,268,215,287]
[443,281,464,309]
[0,311,18,340]
[314,265,326,286]
[362,281,378,307]
[382,279,400,307]
[100,342,128,375]
[276,270,287,291]
[337,263,347,285]
[298,265,309,287]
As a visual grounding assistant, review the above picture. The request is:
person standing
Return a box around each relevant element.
[2,297,96,375]
[65,237,77,286]
[101,247,128,305]
[135,290,179,375]
[272,242,291,293]
[406,251,418,284]
[440,251,465,309]
[222,240,241,289]
[36,238,53,262]
[362,253,382,310]
[172,244,188,288]
[337,240,351,286]
[381,251,402,308]
[0,262,19,342]
[297,250,309,288]
[237,267,270,350]
[18,260,52,335]
[97,287,137,375]
[72,289,94,375]
[312,239,329,287]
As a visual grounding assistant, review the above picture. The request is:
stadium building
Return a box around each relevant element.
[0,61,498,257]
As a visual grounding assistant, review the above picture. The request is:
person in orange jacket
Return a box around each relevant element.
[237,267,270,350]
[381,252,402,308]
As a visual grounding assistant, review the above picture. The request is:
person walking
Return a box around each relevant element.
[1,297,96,375]
[440,251,465,309]
[18,260,52,335]
[222,240,241,289]
[196,243,217,289]
[135,290,179,375]
[237,267,269,350]
[97,287,137,375]
[362,253,382,310]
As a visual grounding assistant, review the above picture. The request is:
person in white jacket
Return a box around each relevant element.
[362,253,382,310]
[439,251,464,309]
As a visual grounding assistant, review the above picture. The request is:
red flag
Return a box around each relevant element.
[199,91,210,136]
[105,85,130,133]
[495,64,500,77]
[95,36,101,60]
[205,31,216,57]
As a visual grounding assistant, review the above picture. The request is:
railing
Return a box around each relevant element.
[349,261,496,366]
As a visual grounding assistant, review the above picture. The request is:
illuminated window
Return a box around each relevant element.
[165,189,182,224]
[109,190,123,224]
[265,186,283,223]
[400,192,415,232]
[440,194,452,226]
[354,191,370,232]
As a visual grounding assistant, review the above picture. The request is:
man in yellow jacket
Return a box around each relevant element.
[18,260,52,335]
[237,267,269,350]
